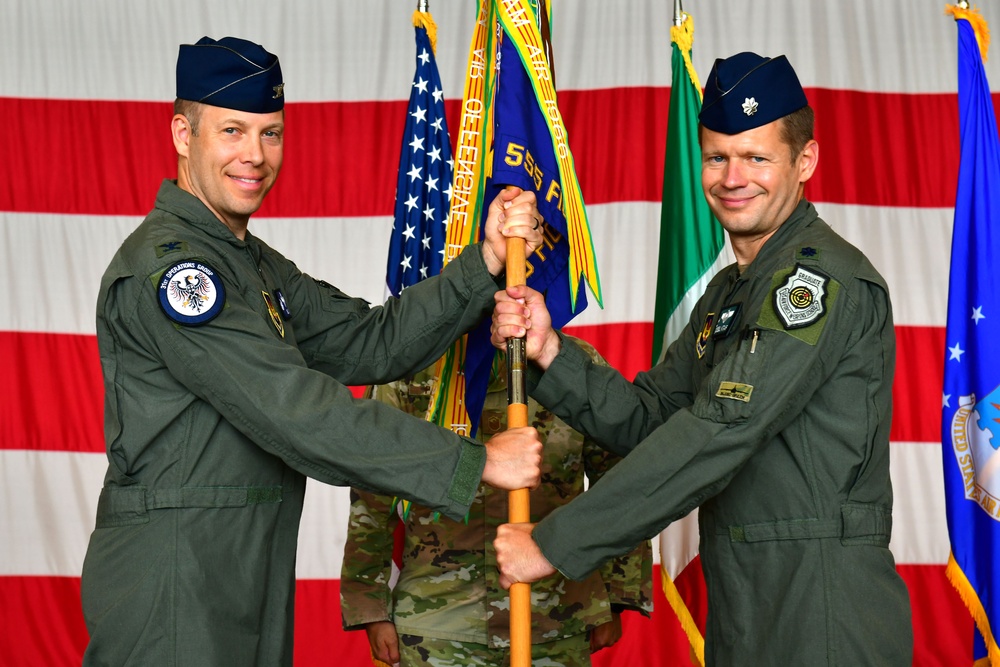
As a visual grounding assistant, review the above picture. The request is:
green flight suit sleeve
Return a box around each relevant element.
[529,273,891,580]
[123,249,495,520]
[281,243,503,385]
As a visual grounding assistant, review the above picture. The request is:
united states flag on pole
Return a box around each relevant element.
[385,13,453,297]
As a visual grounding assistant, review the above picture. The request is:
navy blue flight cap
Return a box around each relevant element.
[699,52,807,134]
[176,36,284,113]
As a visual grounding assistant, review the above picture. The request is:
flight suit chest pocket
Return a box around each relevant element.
[692,327,776,425]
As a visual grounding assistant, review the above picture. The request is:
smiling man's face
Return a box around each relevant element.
[174,102,285,235]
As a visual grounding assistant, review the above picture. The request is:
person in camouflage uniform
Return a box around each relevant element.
[340,337,653,667]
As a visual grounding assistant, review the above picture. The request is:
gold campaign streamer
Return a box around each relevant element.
[429,0,498,435]
[495,0,603,309]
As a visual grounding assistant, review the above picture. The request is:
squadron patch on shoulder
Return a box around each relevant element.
[772,264,830,330]
[157,260,226,326]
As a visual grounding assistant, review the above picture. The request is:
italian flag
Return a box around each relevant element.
[652,12,731,666]
[652,13,728,364]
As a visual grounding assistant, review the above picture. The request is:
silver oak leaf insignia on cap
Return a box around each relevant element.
[742,97,758,116]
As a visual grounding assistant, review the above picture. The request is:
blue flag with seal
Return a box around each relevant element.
[461,6,592,434]
[385,15,453,297]
[942,5,1000,664]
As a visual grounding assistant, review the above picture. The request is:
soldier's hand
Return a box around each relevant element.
[589,612,623,653]
[363,621,399,666]
[494,522,556,589]
[482,427,543,491]
[492,285,561,370]
[481,187,544,276]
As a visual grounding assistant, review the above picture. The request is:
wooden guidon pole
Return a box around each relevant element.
[505,232,532,667]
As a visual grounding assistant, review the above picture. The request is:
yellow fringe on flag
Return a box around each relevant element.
[946,4,991,61]
[660,566,705,667]
[494,0,603,310]
[670,13,703,101]
[412,10,438,54]
[946,551,1000,664]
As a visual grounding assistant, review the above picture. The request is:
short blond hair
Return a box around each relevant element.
[173,99,203,135]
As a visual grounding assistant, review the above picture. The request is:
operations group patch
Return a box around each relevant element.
[158,260,226,326]
[772,264,830,330]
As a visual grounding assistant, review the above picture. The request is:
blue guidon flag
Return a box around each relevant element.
[384,21,453,298]
[460,17,592,431]
[158,260,226,325]
[941,5,1000,662]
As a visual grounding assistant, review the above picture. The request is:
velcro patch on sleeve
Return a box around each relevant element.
[757,264,840,345]
[156,260,226,326]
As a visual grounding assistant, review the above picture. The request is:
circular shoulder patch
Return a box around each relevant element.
[157,260,226,326]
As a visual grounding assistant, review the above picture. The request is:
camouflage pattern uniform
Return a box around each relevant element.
[397,633,591,667]
[340,338,653,665]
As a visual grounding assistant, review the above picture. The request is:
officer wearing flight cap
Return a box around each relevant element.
[490,52,913,665]
[81,36,546,665]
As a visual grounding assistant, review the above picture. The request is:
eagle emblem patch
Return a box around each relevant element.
[158,260,225,325]
[773,264,830,330]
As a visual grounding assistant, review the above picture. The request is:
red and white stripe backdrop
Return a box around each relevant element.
[3,1,997,665]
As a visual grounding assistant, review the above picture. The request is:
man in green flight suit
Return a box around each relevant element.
[81,36,547,666]
[490,52,914,665]
[340,337,653,667]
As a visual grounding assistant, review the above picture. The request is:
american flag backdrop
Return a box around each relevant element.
[2,1,999,665]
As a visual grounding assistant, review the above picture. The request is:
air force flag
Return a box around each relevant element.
[942,7,1000,663]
